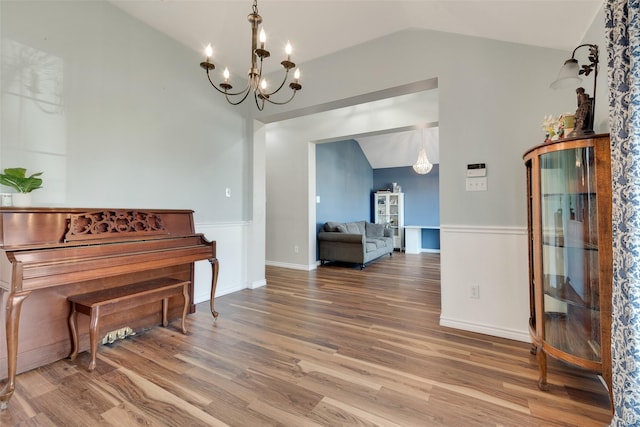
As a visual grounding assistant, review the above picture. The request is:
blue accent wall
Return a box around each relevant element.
[373,165,440,226]
[316,140,373,234]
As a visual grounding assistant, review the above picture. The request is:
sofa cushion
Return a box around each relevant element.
[365,241,378,252]
[324,221,343,232]
[367,237,390,249]
[366,222,385,238]
[338,221,366,235]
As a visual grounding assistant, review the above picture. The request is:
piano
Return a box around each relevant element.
[0,207,219,409]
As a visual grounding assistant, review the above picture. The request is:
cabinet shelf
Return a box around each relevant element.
[543,274,600,311]
[542,240,599,250]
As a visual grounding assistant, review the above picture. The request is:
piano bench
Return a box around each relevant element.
[67,278,190,371]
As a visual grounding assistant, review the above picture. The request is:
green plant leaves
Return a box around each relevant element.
[0,167,43,193]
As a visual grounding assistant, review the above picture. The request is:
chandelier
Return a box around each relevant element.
[413,129,433,175]
[199,0,302,111]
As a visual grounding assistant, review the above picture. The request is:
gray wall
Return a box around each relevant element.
[1,1,251,223]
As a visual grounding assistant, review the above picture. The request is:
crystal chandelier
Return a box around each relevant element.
[413,130,433,175]
[199,0,302,111]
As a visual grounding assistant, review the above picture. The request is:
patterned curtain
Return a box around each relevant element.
[606,0,640,425]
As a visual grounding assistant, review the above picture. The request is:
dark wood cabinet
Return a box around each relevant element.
[524,134,612,405]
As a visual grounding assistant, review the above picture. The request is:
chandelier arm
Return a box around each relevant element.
[254,56,270,98]
[254,92,266,111]
[225,87,253,106]
[205,70,253,97]
[260,89,298,106]
[261,69,290,97]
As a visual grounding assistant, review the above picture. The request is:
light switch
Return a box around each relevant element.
[225,187,231,197]
[466,177,487,191]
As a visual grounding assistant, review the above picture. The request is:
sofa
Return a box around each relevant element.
[318,220,394,269]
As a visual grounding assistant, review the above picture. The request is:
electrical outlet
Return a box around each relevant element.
[470,284,480,299]
[294,245,299,253]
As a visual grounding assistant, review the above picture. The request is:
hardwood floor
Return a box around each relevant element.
[1,253,612,426]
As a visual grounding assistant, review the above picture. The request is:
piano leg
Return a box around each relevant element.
[209,257,219,320]
[68,302,79,361]
[0,290,31,410]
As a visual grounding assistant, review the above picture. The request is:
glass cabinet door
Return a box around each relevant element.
[539,146,601,362]
[376,195,388,223]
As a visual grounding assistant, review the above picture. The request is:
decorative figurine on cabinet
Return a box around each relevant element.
[570,87,594,137]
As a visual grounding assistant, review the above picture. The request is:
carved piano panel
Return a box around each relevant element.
[0,207,218,409]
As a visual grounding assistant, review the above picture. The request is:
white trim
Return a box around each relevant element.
[440,316,530,343]
[249,279,267,289]
[440,224,526,235]
[212,283,246,298]
[421,248,440,253]
[266,260,317,271]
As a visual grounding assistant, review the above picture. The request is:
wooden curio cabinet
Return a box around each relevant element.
[523,134,612,404]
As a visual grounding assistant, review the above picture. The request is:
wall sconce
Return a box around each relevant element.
[550,44,599,136]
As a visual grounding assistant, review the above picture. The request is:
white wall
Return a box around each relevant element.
[263,25,608,340]
[0,1,258,301]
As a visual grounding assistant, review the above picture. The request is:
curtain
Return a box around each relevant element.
[606,0,640,425]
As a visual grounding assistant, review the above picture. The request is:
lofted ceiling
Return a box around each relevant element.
[356,127,440,169]
[109,0,603,169]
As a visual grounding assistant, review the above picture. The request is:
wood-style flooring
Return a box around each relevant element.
[1,253,612,426]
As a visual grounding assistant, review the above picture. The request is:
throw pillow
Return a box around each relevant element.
[345,222,363,234]
[366,222,385,237]
[324,221,342,232]
[336,224,348,233]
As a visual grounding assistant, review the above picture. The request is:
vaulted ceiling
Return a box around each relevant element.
[109,0,603,169]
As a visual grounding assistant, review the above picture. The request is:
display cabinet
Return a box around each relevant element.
[523,134,612,405]
[374,191,404,249]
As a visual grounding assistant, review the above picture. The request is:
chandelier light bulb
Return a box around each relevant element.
[223,67,230,82]
[259,28,266,48]
[205,44,213,59]
[261,79,267,90]
[285,41,292,58]
[294,68,300,81]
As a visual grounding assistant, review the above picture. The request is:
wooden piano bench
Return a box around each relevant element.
[67,277,190,371]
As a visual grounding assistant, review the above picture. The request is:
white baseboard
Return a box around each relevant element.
[440,316,530,343]
[266,260,317,271]
[249,279,267,289]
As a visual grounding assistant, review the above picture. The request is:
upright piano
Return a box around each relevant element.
[0,207,219,409]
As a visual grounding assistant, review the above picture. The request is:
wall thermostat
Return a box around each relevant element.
[467,163,487,177]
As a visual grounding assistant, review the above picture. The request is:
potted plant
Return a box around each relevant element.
[0,167,43,206]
